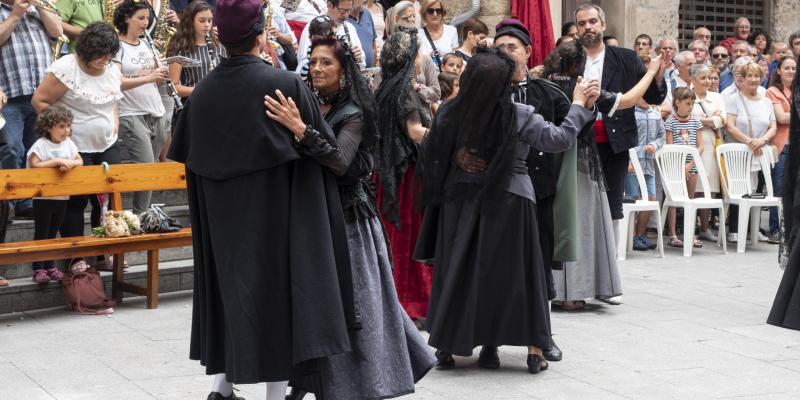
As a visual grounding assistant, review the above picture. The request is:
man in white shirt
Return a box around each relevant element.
[295,0,365,73]
[688,39,710,66]
[285,0,327,23]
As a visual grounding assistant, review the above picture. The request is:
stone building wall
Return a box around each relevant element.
[772,0,800,42]
[444,0,510,35]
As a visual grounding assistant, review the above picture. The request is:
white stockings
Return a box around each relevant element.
[212,373,233,397]
[266,381,289,400]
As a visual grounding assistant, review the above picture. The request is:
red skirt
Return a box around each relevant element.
[378,164,431,319]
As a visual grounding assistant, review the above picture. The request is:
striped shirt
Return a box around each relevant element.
[174,44,228,89]
[665,114,703,172]
[0,4,53,98]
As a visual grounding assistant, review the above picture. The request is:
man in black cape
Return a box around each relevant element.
[168,1,358,399]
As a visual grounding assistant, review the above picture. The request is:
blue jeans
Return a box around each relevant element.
[1,95,37,211]
[770,148,787,234]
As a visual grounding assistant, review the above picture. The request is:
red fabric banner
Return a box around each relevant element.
[511,0,556,67]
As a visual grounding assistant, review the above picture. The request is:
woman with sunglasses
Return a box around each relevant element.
[418,0,458,70]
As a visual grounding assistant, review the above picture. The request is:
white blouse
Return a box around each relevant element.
[419,24,459,59]
[46,54,122,153]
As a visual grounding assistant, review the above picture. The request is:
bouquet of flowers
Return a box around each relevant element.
[92,211,142,237]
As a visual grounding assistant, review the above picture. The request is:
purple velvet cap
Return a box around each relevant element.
[495,18,532,47]
[215,0,265,45]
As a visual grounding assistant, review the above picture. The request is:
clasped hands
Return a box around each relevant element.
[572,77,600,108]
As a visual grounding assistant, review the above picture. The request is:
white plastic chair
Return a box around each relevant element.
[618,148,664,260]
[656,145,727,256]
[716,143,782,253]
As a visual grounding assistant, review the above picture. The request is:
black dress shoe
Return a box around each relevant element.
[477,346,500,369]
[435,349,455,369]
[526,354,549,374]
[544,336,563,362]
[207,392,245,400]
[285,388,307,400]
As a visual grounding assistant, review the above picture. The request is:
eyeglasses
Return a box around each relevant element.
[426,8,443,15]
[635,41,650,47]
[336,7,351,14]
[711,53,729,59]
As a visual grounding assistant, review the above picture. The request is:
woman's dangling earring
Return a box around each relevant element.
[339,75,347,90]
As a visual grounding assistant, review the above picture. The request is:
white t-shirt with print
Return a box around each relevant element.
[26,137,80,200]
[115,40,166,118]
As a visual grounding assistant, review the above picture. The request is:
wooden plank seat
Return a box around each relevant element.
[0,162,191,309]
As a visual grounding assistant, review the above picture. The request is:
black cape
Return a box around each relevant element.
[768,77,800,331]
[169,55,358,383]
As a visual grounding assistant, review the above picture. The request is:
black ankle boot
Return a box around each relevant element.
[435,349,455,369]
[478,346,500,369]
[285,388,307,400]
[526,354,549,374]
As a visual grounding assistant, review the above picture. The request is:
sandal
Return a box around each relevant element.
[95,255,129,271]
[667,236,684,248]
[693,238,703,248]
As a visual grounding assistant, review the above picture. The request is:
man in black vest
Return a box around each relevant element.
[575,4,666,251]
[494,19,572,363]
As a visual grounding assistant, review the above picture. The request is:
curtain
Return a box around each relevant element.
[511,0,556,67]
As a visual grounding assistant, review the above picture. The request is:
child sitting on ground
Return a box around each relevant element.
[27,106,83,283]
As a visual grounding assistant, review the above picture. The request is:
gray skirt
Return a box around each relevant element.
[553,169,623,301]
[317,216,435,400]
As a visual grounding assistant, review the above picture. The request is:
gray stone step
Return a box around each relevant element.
[0,204,191,280]
[0,259,194,315]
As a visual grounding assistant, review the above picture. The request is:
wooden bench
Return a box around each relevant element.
[0,162,192,309]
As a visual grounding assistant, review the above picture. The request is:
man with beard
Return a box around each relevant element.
[492,19,575,363]
[574,3,666,257]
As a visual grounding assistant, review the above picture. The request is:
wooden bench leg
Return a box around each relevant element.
[112,253,125,303]
[146,249,159,309]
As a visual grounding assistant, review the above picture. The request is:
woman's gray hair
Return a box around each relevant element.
[386,1,416,34]
[689,63,711,79]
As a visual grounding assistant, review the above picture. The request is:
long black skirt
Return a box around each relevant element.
[426,195,552,356]
[768,233,800,330]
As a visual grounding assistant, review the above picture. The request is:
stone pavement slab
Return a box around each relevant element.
[1,242,800,399]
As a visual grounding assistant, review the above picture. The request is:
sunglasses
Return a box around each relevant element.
[426,8,443,15]
[711,53,729,59]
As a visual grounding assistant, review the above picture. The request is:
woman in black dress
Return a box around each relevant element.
[769,58,800,330]
[418,47,597,374]
[265,35,435,399]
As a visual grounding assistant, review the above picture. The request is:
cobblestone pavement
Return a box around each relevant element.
[1,242,799,400]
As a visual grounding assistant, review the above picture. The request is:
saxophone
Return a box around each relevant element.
[153,0,176,59]
[102,0,115,27]
[35,0,69,61]
[264,2,280,50]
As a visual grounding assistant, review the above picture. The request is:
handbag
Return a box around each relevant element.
[422,27,442,71]
[62,262,115,315]
[139,204,182,233]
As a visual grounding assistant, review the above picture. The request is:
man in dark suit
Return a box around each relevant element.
[575,4,666,252]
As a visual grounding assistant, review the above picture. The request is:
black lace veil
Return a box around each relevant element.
[418,47,518,207]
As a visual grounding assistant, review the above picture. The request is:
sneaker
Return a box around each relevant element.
[632,235,649,251]
[32,270,50,283]
[767,232,781,244]
[46,268,64,281]
[758,232,769,242]
[698,230,718,242]
[728,233,738,243]
[643,236,657,249]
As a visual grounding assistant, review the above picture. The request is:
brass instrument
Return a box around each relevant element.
[143,31,183,111]
[264,1,280,50]
[102,0,115,27]
[153,0,176,59]
[205,33,219,70]
[30,0,70,61]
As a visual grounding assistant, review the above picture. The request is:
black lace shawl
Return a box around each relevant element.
[781,60,800,263]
